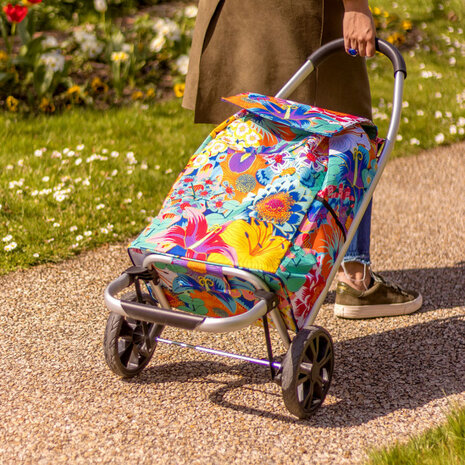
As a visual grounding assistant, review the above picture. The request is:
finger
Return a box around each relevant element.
[346,39,358,56]
[366,39,376,57]
[357,41,367,57]
[344,36,352,55]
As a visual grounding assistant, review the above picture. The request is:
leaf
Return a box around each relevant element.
[17,17,31,45]
[0,72,14,85]
[24,37,46,62]
[12,55,32,67]
[33,65,55,97]
[0,16,10,48]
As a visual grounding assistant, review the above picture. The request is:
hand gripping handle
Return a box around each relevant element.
[308,37,407,77]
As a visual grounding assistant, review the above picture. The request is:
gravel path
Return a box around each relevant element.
[1,143,464,464]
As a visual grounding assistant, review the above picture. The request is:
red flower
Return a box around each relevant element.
[27,0,43,3]
[3,4,28,23]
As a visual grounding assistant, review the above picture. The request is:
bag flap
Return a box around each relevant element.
[222,92,377,138]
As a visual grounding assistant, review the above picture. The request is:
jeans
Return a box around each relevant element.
[343,200,372,265]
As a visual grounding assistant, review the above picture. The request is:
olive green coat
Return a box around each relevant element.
[183,0,372,123]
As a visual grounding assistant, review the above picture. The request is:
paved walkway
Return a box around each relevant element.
[1,143,464,464]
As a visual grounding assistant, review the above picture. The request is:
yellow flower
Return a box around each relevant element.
[145,88,156,99]
[131,90,144,101]
[174,82,185,98]
[67,85,81,95]
[6,96,19,112]
[0,50,8,62]
[111,51,129,63]
[387,32,406,46]
[372,7,381,15]
[39,97,55,113]
[402,20,413,31]
[66,85,83,104]
[91,76,108,93]
[211,219,290,272]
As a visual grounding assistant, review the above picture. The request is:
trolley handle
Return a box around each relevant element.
[308,37,407,77]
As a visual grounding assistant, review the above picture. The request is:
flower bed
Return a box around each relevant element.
[0,0,196,113]
[0,1,426,114]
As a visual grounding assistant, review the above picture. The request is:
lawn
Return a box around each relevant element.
[0,100,210,273]
[369,0,465,155]
[366,404,465,465]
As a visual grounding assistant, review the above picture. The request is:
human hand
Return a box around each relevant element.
[342,0,376,57]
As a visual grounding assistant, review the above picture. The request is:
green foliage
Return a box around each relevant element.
[0,100,211,273]
[367,404,465,465]
[0,5,70,107]
[369,0,465,157]
[33,0,160,30]
[0,1,196,113]
[1,0,465,272]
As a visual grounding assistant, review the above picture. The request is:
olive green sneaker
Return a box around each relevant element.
[334,272,422,319]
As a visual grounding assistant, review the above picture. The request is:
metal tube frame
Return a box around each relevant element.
[303,73,404,327]
[155,337,283,371]
[104,253,291,346]
[274,45,405,328]
[142,254,291,347]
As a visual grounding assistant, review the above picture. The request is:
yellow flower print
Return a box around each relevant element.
[211,219,290,272]
[244,131,261,147]
[207,140,228,155]
[225,119,262,148]
[191,153,209,168]
[233,121,253,138]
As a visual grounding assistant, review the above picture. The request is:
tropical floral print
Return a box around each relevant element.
[129,93,380,330]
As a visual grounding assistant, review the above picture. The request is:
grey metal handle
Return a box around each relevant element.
[308,37,406,77]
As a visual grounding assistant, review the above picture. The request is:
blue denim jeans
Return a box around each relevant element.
[343,200,372,265]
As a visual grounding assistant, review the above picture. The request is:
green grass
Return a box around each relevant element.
[369,0,465,157]
[0,100,210,273]
[366,404,465,465]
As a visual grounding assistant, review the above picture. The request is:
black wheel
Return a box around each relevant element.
[281,326,334,419]
[103,291,163,378]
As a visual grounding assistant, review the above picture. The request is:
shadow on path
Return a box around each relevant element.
[130,312,465,427]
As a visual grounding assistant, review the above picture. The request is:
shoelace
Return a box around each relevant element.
[371,272,409,296]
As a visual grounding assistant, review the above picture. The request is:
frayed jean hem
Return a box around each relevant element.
[342,255,371,266]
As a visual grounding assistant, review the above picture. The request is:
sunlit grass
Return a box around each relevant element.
[366,404,465,465]
[369,0,465,156]
[0,100,211,274]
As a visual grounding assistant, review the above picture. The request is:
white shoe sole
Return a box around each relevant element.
[334,294,423,319]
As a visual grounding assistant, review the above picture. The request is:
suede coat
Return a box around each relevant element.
[183,0,372,123]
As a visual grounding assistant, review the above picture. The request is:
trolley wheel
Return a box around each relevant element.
[103,291,163,378]
[281,325,334,419]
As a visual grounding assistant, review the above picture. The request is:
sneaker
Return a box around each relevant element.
[334,272,422,319]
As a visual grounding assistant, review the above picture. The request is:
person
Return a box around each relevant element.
[183,0,422,319]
